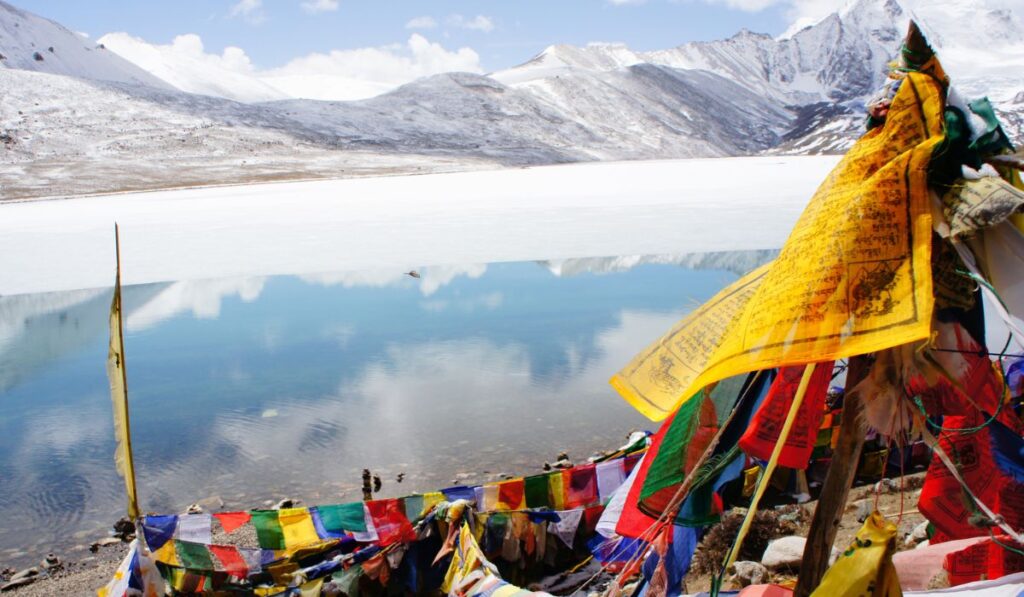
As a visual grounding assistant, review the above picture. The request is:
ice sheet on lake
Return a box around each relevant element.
[0,156,839,296]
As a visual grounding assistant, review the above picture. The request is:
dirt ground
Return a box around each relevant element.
[684,471,930,594]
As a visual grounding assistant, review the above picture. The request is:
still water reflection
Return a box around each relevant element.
[0,251,772,565]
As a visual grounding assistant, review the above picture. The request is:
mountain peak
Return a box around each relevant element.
[0,1,172,89]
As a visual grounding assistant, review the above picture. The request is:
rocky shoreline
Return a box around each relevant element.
[0,471,937,595]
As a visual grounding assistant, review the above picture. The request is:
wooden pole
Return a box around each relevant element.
[794,356,870,597]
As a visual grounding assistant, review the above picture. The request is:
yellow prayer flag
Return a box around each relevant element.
[548,472,566,510]
[612,72,946,420]
[106,225,140,520]
[812,511,901,597]
[278,508,320,550]
[422,492,445,517]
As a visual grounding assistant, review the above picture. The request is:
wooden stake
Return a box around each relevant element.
[794,356,870,597]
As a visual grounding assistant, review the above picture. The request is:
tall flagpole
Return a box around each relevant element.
[107,223,140,521]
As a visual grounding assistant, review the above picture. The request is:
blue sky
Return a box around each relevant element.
[18,0,800,71]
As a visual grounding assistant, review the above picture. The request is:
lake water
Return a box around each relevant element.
[0,251,771,566]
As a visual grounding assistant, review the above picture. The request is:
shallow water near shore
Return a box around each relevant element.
[0,251,772,567]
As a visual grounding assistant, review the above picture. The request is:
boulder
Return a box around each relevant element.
[904,520,930,547]
[761,536,839,570]
[731,560,768,586]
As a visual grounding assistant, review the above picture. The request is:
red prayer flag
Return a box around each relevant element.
[738,362,834,469]
[209,544,248,579]
[565,464,598,509]
[497,479,525,510]
[213,511,251,534]
[366,499,415,546]
[583,505,604,533]
[919,409,1024,542]
[944,535,1024,586]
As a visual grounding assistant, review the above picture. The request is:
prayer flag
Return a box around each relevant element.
[596,460,626,503]
[316,502,367,534]
[612,71,946,420]
[366,499,415,546]
[548,471,567,510]
[553,510,583,548]
[213,511,251,534]
[175,540,215,571]
[496,479,526,510]
[278,508,320,549]
[738,362,834,469]
[176,513,212,545]
[565,464,598,509]
[106,225,140,520]
[141,515,177,551]
[208,544,248,579]
[524,475,550,509]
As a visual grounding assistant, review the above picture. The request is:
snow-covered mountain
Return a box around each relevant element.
[0,0,172,90]
[1,0,1022,199]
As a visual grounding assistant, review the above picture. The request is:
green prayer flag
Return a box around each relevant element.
[250,510,286,550]
[524,475,550,509]
[317,502,366,533]
[403,495,424,522]
[175,540,215,570]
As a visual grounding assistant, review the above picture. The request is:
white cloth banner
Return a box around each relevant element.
[595,460,626,503]
[596,453,645,539]
[553,509,584,548]
[177,513,212,545]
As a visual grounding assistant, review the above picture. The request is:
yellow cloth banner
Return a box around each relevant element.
[278,507,320,550]
[612,72,945,420]
[107,232,140,520]
[812,511,901,597]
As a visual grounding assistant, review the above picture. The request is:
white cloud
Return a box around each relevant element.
[446,14,495,32]
[301,0,339,14]
[229,0,266,24]
[260,33,483,100]
[405,15,438,29]
[98,32,288,102]
[102,31,483,102]
[608,0,647,4]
